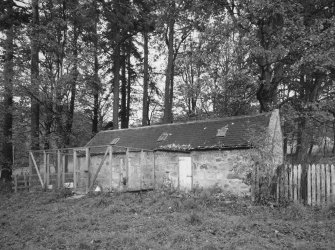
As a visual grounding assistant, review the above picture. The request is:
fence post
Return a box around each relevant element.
[43,151,47,187]
[315,164,322,205]
[321,164,326,205]
[57,150,61,189]
[109,146,113,191]
[307,165,312,205]
[140,150,144,190]
[14,175,18,193]
[46,153,50,187]
[331,165,335,203]
[300,164,308,204]
[312,164,317,206]
[23,174,27,190]
[126,148,130,190]
[28,152,32,191]
[62,154,66,186]
[73,149,77,190]
[326,164,331,204]
[86,147,90,193]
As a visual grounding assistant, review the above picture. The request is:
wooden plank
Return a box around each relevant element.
[14,175,18,193]
[46,153,50,186]
[289,165,292,199]
[286,165,290,200]
[43,151,47,186]
[29,152,44,188]
[289,165,293,201]
[326,164,331,204]
[292,165,296,202]
[140,150,145,190]
[109,146,113,190]
[62,154,66,186]
[276,172,279,203]
[29,151,33,176]
[86,147,91,193]
[312,164,317,206]
[89,148,109,190]
[251,165,255,202]
[126,148,130,189]
[317,164,321,205]
[307,164,312,205]
[297,164,301,203]
[282,165,287,200]
[28,174,31,192]
[73,150,78,190]
[320,164,326,205]
[57,150,61,188]
[331,165,335,203]
[24,174,27,190]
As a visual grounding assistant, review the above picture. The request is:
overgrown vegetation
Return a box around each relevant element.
[1,188,335,249]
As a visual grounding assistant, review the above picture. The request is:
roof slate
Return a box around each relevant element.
[86,112,272,152]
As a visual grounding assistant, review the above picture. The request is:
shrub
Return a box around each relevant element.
[321,201,335,218]
[281,202,312,220]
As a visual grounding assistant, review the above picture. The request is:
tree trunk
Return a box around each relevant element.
[296,116,309,163]
[113,44,121,129]
[256,66,276,112]
[142,31,149,126]
[120,49,127,129]
[163,5,175,124]
[126,45,131,128]
[65,22,79,146]
[92,0,99,134]
[1,25,14,181]
[30,0,40,150]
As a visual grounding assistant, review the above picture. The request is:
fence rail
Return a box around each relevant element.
[275,164,335,206]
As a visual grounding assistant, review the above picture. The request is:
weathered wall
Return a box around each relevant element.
[154,151,190,189]
[153,150,253,195]
[191,150,252,194]
[77,150,154,191]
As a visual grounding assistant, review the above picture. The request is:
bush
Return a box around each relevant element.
[281,202,312,220]
[55,188,73,199]
[0,180,12,194]
[321,201,335,218]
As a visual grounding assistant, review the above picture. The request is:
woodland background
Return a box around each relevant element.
[0,0,335,180]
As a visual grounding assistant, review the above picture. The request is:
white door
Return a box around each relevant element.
[179,157,192,191]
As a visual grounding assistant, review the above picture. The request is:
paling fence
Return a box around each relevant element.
[274,164,335,206]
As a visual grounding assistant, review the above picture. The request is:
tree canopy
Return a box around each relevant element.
[1,0,335,180]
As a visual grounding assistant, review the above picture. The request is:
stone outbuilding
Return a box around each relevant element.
[82,109,283,195]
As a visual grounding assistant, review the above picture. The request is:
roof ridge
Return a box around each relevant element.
[98,111,272,134]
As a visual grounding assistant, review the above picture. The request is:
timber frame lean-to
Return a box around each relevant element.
[22,145,154,193]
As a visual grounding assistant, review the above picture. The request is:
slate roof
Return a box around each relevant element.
[86,112,272,152]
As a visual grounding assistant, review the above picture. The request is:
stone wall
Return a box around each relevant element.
[154,151,190,189]
[191,150,252,194]
[153,150,253,195]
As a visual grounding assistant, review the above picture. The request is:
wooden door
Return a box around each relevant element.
[179,157,192,191]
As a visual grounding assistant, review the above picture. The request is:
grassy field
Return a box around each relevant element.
[1,187,335,250]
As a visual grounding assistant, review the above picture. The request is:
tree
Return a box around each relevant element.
[157,0,196,123]
[30,0,40,150]
[0,0,29,181]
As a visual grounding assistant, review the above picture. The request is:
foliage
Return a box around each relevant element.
[1,0,335,182]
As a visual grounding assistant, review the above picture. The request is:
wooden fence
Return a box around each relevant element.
[275,164,335,206]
